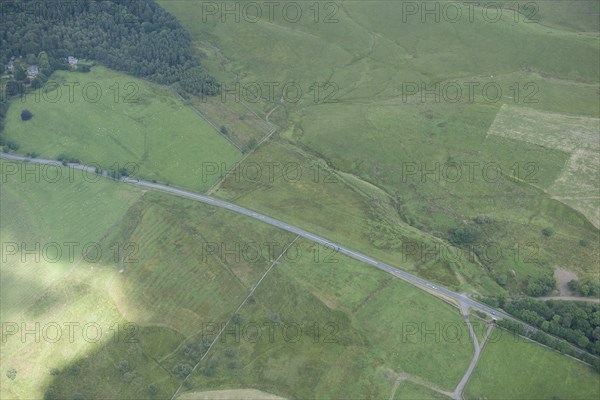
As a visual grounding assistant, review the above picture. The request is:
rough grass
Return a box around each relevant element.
[160,0,600,298]
[179,389,285,399]
[488,105,600,228]
[0,159,142,324]
[180,239,474,398]
[213,139,492,293]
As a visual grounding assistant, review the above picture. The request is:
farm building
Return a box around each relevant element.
[26,65,39,77]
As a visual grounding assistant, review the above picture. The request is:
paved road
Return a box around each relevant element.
[1,152,595,361]
[0,152,510,318]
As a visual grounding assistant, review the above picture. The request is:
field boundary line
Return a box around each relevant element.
[493,325,595,368]
[171,87,244,152]
[169,236,300,400]
[205,101,281,195]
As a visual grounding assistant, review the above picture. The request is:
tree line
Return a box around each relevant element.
[0,0,218,139]
[497,319,600,372]
[0,0,210,84]
[481,296,600,358]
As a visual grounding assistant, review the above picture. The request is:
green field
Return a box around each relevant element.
[0,159,168,399]
[465,328,600,399]
[3,66,242,191]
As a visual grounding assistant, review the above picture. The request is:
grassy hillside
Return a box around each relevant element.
[159,0,600,294]
[0,160,290,399]
[3,66,241,192]
[180,239,475,398]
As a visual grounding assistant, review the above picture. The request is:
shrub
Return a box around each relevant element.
[21,109,33,121]
[542,227,554,237]
[6,141,19,151]
[172,363,193,380]
[224,348,235,358]
[526,276,556,296]
[449,226,479,245]
[118,360,129,374]
[6,368,17,380]
[44,388,59,400]
[122,371,136,384]
[148,384,158,396]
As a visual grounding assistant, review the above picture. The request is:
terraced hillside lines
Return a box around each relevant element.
[0,161,163,400]
[182,238,475,399]
[0,160,142,324]
[3,66,242,191]
[0,161,297,400]
[186,92,275,152]
[108,191,298,336]
[465,327,600,400]
[487,104,600,228]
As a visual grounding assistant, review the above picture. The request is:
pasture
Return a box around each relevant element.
[2,66,241,191]
[465,328,600,399]
[181,238,475,398]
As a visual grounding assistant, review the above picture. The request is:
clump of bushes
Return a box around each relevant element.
[568,279,600,297]
[542,227,554,237]
[21,109,33,121]
[526,275,556,296]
